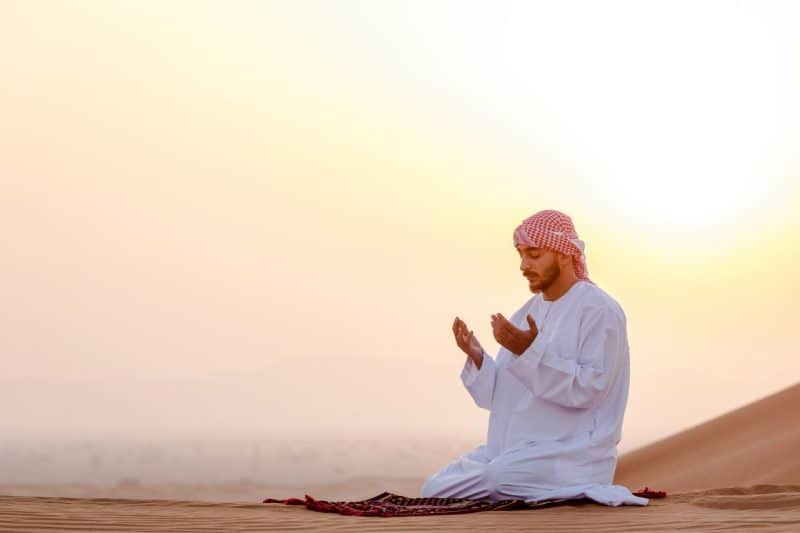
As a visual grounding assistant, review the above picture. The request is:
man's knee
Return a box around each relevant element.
[420,477,434,498]
[421,460,503,500]
[420,474,442,498]
[425,462,500,499]
[479,461,501,499]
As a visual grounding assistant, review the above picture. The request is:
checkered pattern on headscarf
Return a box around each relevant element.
[512,210,593,284]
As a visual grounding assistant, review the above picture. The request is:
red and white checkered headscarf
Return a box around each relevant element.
[513,210,594,284]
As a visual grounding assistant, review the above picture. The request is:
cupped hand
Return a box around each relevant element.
[452,316,484,365]
[490,313,537,356]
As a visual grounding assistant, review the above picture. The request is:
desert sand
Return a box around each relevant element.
[2,383,799,532]
[614,382,800,492]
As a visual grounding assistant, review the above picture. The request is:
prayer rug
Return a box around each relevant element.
[263,488,666,517]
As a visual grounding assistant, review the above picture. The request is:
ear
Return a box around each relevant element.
[556,253,576,273]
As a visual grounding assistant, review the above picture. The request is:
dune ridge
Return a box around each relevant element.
[615,382,800,492]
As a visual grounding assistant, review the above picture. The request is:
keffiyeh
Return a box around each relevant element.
[513,209,593,284]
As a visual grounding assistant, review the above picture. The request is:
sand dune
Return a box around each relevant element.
[2,383,799,531]
[615,383,800,492]
[2,485,800,532]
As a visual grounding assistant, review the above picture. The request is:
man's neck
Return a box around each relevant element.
[542,274,580,302]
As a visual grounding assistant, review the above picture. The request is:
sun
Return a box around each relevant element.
[500,1,790,242]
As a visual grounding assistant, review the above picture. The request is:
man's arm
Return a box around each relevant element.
[452,317,496,410]
[506,306,624,409]
[460,348,497,410]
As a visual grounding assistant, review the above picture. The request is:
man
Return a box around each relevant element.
[420,209,647,506]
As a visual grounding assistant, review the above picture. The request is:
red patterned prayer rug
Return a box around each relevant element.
[263,488,666,517]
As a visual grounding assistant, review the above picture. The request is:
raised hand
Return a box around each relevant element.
[452,316,484,368]
[490,313,538,356]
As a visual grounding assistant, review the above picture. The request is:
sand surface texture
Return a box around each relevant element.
[2,384,799,532]
[3,485,799,532]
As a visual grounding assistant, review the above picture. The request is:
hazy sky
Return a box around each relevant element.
[3,0,799,453]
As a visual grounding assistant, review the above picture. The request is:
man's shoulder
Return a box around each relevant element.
[578,282,626,320]
[512,293,540,318]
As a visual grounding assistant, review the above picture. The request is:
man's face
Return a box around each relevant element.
[517,245,561,293]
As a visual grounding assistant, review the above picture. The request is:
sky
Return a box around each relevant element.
[2,0,799,454]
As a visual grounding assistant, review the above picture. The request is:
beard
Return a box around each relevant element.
[526,257,561,293]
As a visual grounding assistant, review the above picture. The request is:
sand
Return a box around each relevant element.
[2,383,799,532]
[3,485,800,532]
[614,383,800,491]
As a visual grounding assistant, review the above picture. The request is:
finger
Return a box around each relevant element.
[490,316,502,332]
[469,331,480,348]
[495,314,511,328]
[503,322,522,335]
[526,314,537,329]
[501,322,519,337]
[494,327,509,342]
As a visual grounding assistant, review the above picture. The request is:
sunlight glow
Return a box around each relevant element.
[502,1,789,239]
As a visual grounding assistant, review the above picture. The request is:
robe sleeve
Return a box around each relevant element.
[460,349,497,410]
[506,305,623,409]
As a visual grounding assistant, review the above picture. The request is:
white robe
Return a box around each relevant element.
[421,280,648,506]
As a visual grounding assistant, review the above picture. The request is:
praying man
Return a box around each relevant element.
[421,209,648,506]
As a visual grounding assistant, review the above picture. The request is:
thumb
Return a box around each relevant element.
[526,314,537,329]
